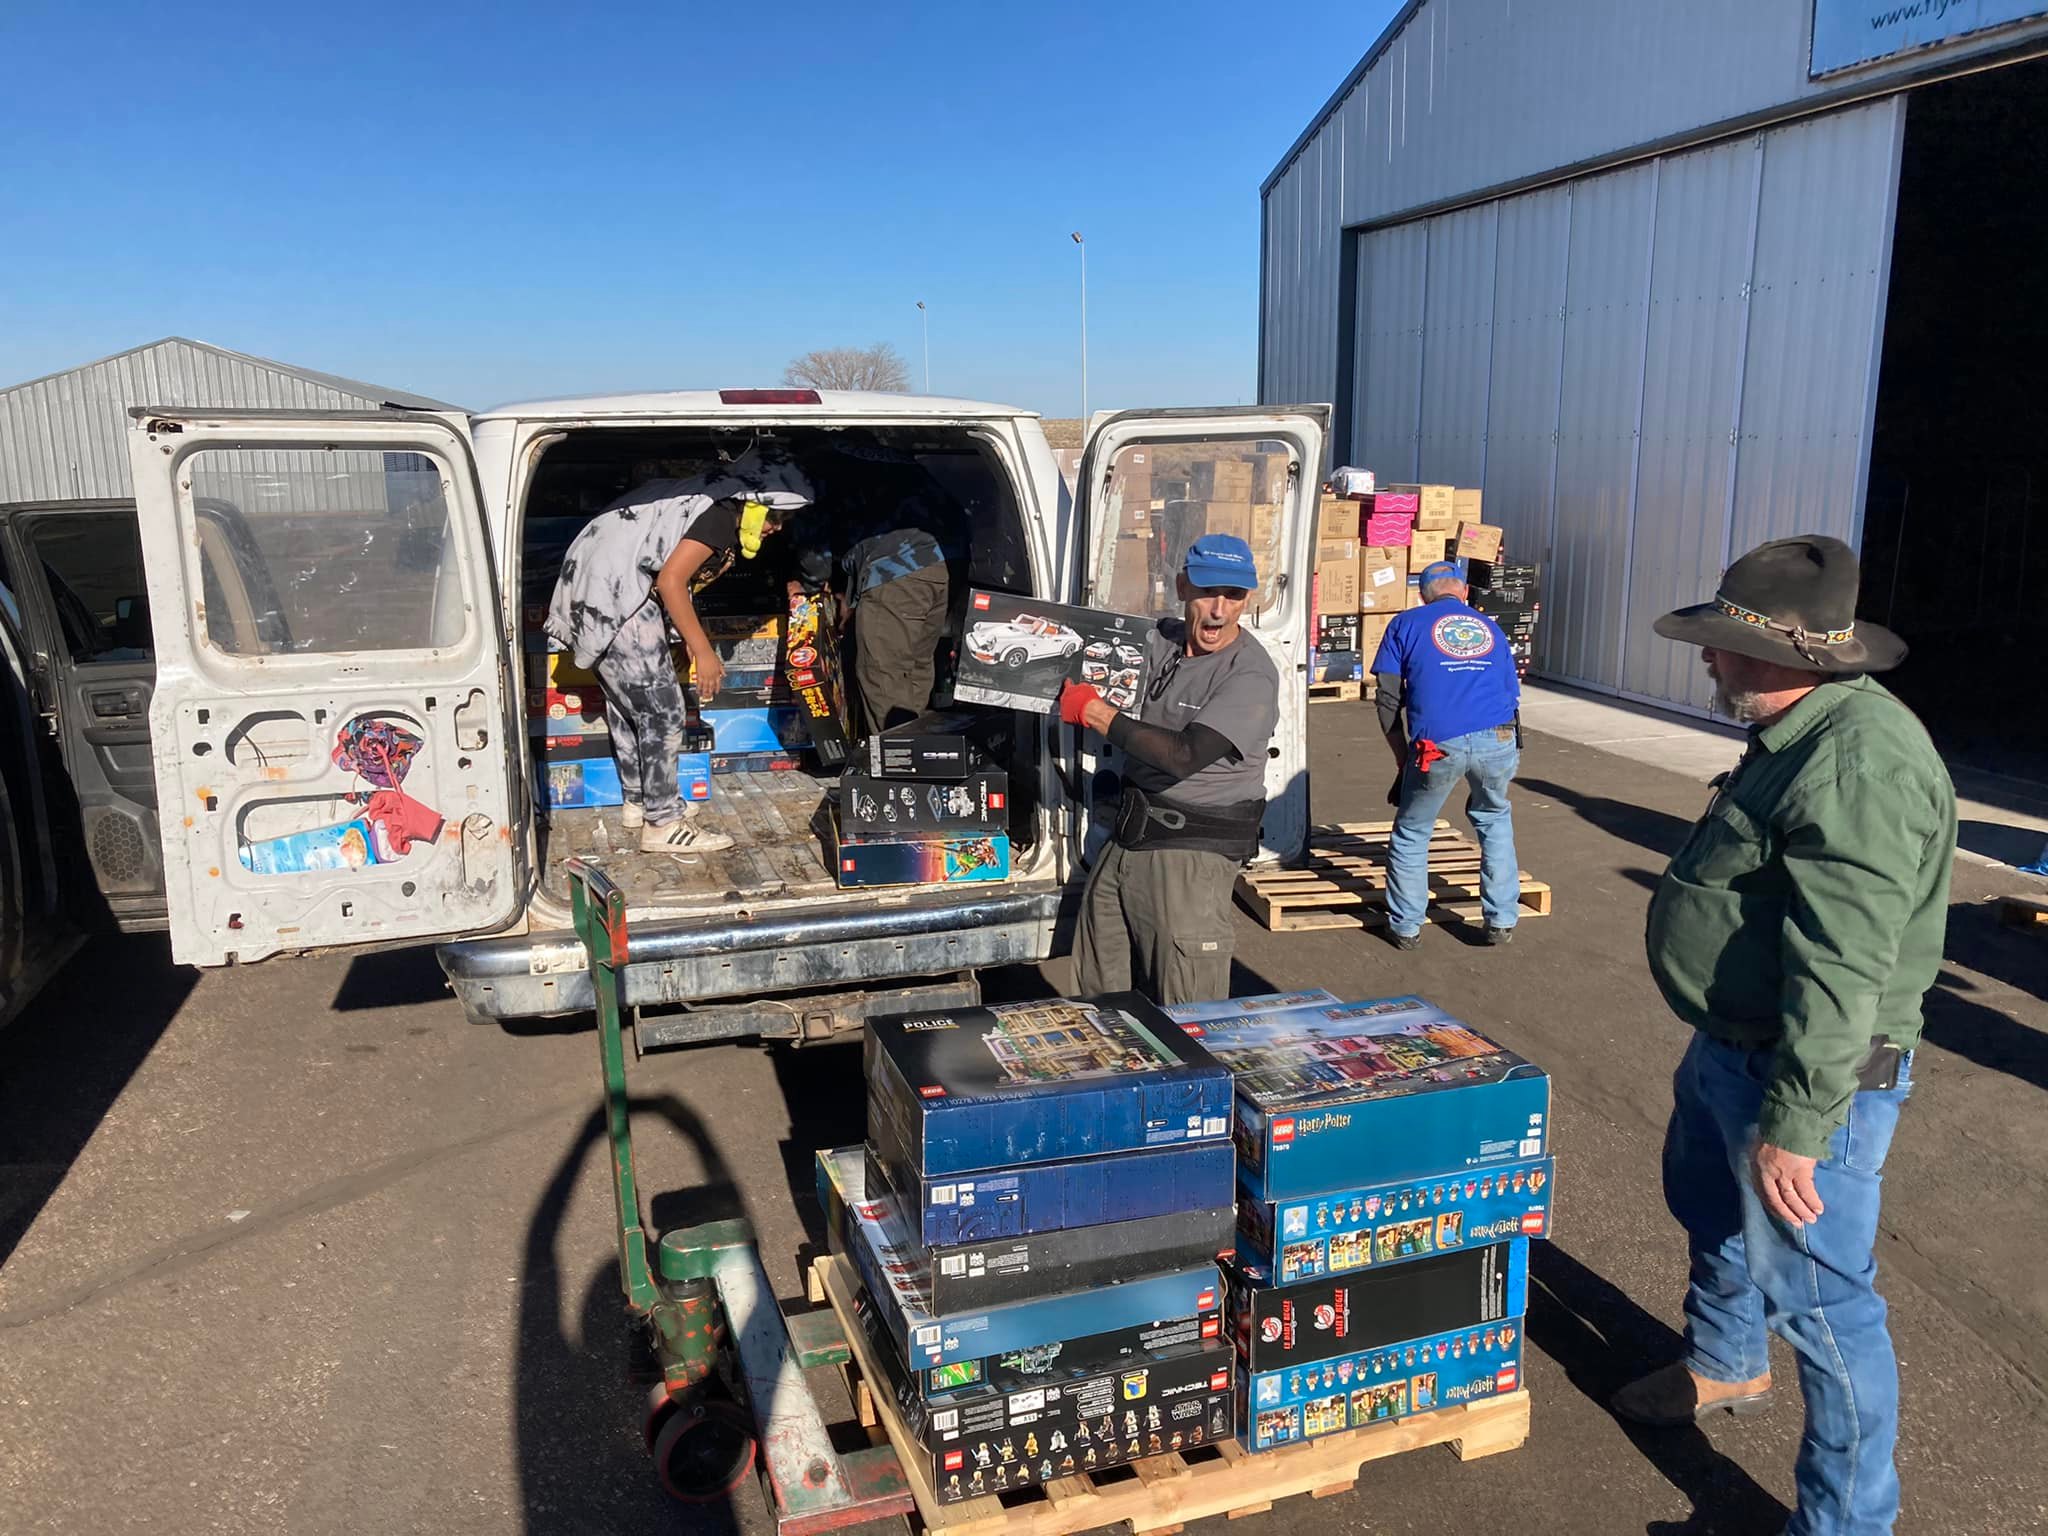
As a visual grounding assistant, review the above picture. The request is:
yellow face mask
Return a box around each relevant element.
[738,499,772,558]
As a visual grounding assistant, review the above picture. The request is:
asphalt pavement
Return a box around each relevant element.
[2,706,2045,1535]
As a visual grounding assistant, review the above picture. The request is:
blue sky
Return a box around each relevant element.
[0,1,1399,416]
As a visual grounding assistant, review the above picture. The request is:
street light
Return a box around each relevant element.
[1070,232,1088,424]
[916,300,929,393]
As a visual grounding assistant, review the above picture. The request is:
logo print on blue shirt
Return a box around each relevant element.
[1430,613,1496,660]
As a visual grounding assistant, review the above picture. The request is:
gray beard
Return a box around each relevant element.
[1714,687,1767,722]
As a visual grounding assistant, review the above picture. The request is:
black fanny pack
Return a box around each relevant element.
[1114,787,1265,859]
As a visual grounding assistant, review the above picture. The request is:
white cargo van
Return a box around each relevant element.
[117,392,1326,1041]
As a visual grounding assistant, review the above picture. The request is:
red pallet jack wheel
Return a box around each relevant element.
[650,1394,756,1503]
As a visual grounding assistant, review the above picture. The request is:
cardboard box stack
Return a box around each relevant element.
[1163,991,1556,1454]
[1319,481,1514,678]
[832,709,1014,888]
[1312,496,1365,682]
[820,995,1242,1501]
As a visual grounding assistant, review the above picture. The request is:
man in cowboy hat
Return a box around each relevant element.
[1613,535,1955,1536]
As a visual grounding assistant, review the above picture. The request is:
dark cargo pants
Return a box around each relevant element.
[1071,841,1240,1007]
[852,562,951,731]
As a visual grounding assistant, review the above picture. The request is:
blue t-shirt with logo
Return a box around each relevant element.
[1369,598,1520,744]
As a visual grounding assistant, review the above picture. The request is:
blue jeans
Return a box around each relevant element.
[1386,726,1519,936]
[1665,1033,1913,1536]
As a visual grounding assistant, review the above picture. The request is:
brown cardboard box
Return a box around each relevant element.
[1250,503,1283,549]
[1452,487,1483,525]
[1358,546,1409,613]
[1316,536,1360,564]
[1385,483,1457,531]
[1407,533,1454,571]
[1190,459,1255,502]
[1357,613,1397,665]
[1454,521,1505,561]
[1251,453,1290,504]
[1315,547,1361,615]
[1200,502,1253,541]
[1316,495,1361,542]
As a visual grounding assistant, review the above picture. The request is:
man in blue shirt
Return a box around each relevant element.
[1369,561,1522,949]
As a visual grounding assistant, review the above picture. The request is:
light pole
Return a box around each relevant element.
[916,300,929,393]
[1070,231,1087,424]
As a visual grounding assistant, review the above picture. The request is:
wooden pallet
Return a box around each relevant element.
[809,1256,1526,1536]
[1307,679,1363,703]
[1237,819,1553,933]
[2000,895,2048,930]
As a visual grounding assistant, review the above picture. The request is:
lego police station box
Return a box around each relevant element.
[1173,995,1551,1200]
[1237,1157,1554,1283]
[854,1289,1235,1504]
[837,771,1009,842]
[1240,1316,1525,1452]
[1229,1238,1527,1377]
[866,994,1233,1182]
[955,588,1152,715]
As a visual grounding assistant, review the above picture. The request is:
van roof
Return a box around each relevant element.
[471,389,1040,422]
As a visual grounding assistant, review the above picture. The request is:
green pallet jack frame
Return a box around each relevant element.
[567,858,914,1531]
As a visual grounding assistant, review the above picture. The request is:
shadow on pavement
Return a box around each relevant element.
[0,932,194,1268]
[1528,1243,1790,1536]
[330,944,458,1012]
[1520,777,1697,860]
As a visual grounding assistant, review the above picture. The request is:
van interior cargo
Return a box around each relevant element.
[518,424,1047,915]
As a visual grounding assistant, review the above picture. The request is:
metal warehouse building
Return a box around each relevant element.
[1259,0,2048,763]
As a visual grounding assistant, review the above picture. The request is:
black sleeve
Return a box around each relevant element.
[1374,673,1404,734]
[1105,716,1240,781]
[681,499,742,559]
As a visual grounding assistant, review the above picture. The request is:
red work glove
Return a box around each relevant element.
[1059,680,1098,726]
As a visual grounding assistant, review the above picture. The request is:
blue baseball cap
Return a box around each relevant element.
[1184,533,1260,591]
[1418,560,1465,586]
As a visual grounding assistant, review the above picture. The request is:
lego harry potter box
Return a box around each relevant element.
[1174,996,1551,1200]
[866,994,1234,1182]
[954,588,1153,715]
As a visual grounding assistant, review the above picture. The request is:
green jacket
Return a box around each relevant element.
[1646,675,1955,1158]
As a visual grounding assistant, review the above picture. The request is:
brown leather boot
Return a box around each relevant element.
[1611,1362,1774,1428]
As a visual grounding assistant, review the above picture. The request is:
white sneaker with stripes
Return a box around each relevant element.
[639,820,733,855]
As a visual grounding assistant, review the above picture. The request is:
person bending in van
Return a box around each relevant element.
[1060,534,1276,1006]
[546,446,814,856]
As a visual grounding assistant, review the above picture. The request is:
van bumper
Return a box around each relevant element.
[436,882,1062,1023]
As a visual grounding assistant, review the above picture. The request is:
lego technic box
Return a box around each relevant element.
[1229,1239,1528,1376]
[1237,1158,1556,1283]
[866,994,1234,1182]
[954,589,1152,715]
[855,1290,1235,1504]
[1174,996,1551,1200]
[819,1146,1224,1382]
[1239,1317,1525,1453]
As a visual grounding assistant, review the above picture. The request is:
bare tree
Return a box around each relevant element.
[782,343,912,393]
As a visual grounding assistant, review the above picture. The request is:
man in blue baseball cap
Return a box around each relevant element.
[1059,532,1278,1004]
[1370,559,1523,950]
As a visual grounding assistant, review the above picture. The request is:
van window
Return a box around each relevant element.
[26,512,154,664]
[184,448,464,656]
[1096,439,1292,617]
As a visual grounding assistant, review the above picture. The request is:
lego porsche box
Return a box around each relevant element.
[955,589,1152,715]
[824,1149,1224,1376]
[1237,1158,1556,1283]
[854,1291,1235,1503]
[866,994,1234,1181]
[1239,1317,1524,1452]
[1174,996,1551,1201]
[1229,1239,1527,1377]
[837,771,1008,843]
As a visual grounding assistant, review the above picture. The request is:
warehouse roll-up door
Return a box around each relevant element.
[1479,187,1570,581]
[1416,204,1497,492]
[1351,223,1426,480]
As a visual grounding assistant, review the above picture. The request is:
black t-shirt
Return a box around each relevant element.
[682,499,744,591]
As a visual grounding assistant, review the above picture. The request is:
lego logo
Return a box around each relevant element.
[1201,1316,1220,1338]
[1180,1023,1205,1037]
[1209,1371,1229,1391]
[841,858,857,872]
[1497,1366,1518,1391]
[1520,1212,1546,1235]
[990,793,1006,809]
[918,1085,947,1099]
[973,593,991,609]
[1197,1289,1216,1309]
[1272,1118,1295,1144]
[943,1450,964,1471]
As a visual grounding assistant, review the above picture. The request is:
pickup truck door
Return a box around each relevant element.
[1067,406,1330,869]
[126,410,522,965]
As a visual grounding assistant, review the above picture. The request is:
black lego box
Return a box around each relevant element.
[1229,1239,1527,1376]
[852,1287,1235,1503]
[838,770,1009,843]
[785,588,853,766]
[859,708,1003,781]
[1316,614,1361,651]
[866,994,1234,1183]
[956,588,1151,715]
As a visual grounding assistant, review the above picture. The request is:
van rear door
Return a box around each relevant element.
[1067,407,1330,866]
[126,411,522,965]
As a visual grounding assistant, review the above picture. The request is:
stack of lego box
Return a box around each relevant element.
[1468,560,1542,678]
[819,994,1243,1503]
[831,709,1013,889]
[1163,991,1556,1453]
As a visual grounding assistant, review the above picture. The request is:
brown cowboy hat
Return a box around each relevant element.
[1653,535,1906,674]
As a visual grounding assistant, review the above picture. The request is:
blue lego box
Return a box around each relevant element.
[819,1146,1223,1378]
[1163,990,1339,1024]
[865,993,1234,1181]
[865,1140,1235,1246]
[1239,1315,1525,1452]
[703,705,810,753]
[538,749,713,810]
[1172,996,1550,1200]
[1237,1158,1556,1283]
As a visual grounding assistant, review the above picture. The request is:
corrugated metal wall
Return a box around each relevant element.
[0,339,434,504]
[1339,97,1904,711]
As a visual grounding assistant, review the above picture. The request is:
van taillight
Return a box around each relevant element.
[719,389,821,405]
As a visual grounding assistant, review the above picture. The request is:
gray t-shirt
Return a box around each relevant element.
[1126,619,1279,807]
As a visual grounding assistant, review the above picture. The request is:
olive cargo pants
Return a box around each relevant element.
[1072,841,1240,1007]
